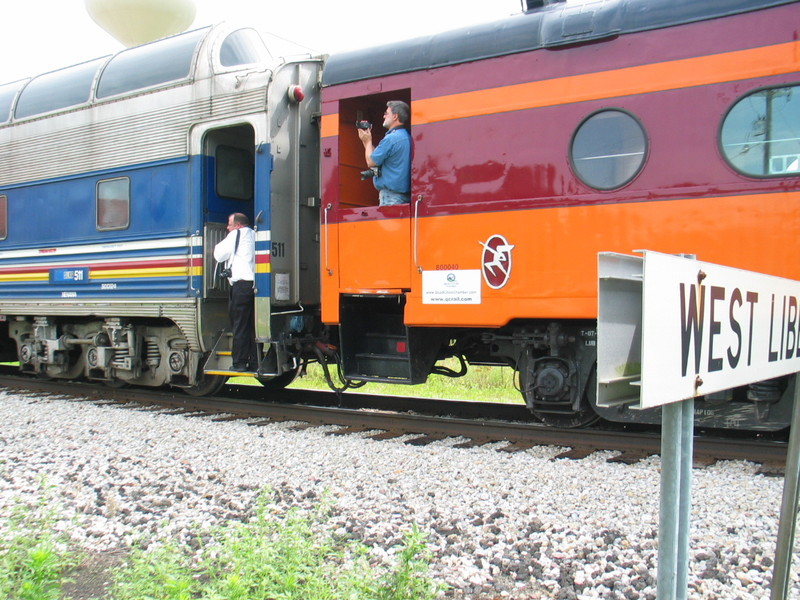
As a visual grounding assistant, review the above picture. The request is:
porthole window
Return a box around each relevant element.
[97,178,130,231]
[721,85,800,177]
[570,109,647,190]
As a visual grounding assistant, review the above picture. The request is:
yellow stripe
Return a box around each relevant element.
[0,273,49,282]
[0,267,206,283]
[90,267,190,279]
[206,370,255,376]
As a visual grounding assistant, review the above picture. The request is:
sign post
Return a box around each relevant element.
[598,251,800,600]
[771,373,800,600]
[656,399,694,600]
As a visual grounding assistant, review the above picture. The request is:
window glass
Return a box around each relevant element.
[15,58,106,119]
[721,86,800,177]
[0,196,7,240]
[0,80,25,123]
[96,28,208,99]
[219,29,270,68]
[97,178,130,230]
[571,109,647,190]
[216,145,253,200]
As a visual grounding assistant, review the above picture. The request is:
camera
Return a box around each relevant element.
[219,266,232,278]
[355,120,371,130]
[360,167,380,180]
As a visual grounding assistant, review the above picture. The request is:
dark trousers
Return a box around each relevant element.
[229,280,257,368]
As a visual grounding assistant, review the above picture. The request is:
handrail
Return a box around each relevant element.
[413,194,423,273]
[324,203,333,275]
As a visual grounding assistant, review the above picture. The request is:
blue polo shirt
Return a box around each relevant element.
[370,126,411,194]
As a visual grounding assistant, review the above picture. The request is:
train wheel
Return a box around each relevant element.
[256,366,301,391]
[519,356,599,428]
[530,405,599,428]
[183,373,226,397]
[103,378,128,388]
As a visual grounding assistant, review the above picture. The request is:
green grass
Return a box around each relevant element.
[0,488,80,600]
[0,493,444,600]
[109,495,443,600]
[239,359,524,404]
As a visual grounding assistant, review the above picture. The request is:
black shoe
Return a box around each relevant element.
[230,364,249,372]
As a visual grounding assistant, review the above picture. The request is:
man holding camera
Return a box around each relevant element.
[357,100,411,206]
[214,213,257,371]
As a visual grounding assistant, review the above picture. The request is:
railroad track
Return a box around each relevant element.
[0,374,788,472]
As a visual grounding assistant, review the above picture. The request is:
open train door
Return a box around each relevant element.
[320,89,443,384]
[199,59,322,378]
[194,121,260,375]
[322,91,413,294]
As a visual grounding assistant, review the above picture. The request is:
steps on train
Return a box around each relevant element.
[203,332,258,376]
[339,294,441,384]
[202,332,292,378]
[352,332,413,380]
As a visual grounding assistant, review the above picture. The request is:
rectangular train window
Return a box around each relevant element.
[0,195,6,239]
[336,90,411,208]
[97,178,130,231]
[216,145,253,201]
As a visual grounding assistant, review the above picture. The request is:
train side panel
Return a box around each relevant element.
[319,0,800,428]
[0,26,323,391]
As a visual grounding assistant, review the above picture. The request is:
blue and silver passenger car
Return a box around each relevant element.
[0,25,322,393]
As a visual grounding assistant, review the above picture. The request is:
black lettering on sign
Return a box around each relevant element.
[781,296,787,362]
[727,287,742,369]
[708,286,725,372]
[795,295,800,359]
[680,283,760,377]
[679,283,705,377]
[746,291,758,366]
[768,293,800,363]
[787,296,797,360]
[769,295,779,362]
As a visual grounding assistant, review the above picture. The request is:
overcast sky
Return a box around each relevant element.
[1,0,524,83]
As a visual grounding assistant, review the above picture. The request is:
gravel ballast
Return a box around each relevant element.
[0,391,796,599]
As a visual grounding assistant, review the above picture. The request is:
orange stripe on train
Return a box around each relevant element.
[321,40,800,137]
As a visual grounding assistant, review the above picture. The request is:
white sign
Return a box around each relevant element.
[641,251,800,408]
[274,272,291,302]
[422,270,482,304]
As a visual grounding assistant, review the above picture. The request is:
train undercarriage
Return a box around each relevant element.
[1,305,793,433]
[329,295,794,431]
[4,314,224,395]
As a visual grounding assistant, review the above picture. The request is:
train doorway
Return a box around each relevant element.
[199,122,257,300]
[202,124,256,229]
[197,123,260,374]
[332,90,413,293]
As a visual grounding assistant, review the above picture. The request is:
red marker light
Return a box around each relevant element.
[288,85,305,103]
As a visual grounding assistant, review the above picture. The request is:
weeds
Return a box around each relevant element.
[0,487,79,600]
[0,492,443,599]
[108,494,443,600]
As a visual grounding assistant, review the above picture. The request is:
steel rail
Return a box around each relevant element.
[0,374,787,466]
